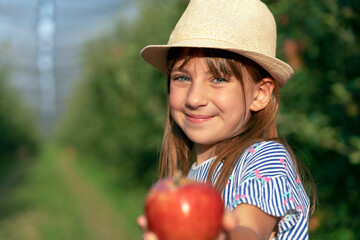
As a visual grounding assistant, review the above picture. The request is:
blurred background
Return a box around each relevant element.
[0,0,359,239]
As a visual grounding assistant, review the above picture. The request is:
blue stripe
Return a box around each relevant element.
[187,141,310,240]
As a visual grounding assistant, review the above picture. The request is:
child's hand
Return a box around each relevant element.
[137,215,158,240]
[216,210,237,240]
[137,211,237,240]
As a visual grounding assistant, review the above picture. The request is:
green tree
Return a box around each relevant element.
[265,0,360,238]
[56,0,188,187]
[0,69,38,177]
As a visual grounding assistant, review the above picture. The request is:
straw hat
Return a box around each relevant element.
[140,0,294,87]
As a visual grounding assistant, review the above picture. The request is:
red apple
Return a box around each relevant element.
[145,175,224,240]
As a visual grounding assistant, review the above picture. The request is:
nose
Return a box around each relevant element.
[185,81,208,109]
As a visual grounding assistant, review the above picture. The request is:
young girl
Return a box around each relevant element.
[138,0,316,239]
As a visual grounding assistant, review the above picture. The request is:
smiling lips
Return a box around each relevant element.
[185,113,214,123]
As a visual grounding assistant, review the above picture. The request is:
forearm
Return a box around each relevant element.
[226,204,278,240]
[226,226,264,240]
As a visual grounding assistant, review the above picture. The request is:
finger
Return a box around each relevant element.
[136,215,148,232]
[222,211,237,231]
[216,232,227,240]
[143,232,158,240]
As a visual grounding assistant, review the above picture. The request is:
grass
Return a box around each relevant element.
[0,143,147,239]
[70,147,147,239]
[0,144,91,240]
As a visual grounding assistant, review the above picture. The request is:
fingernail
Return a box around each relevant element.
[143,233,149,240]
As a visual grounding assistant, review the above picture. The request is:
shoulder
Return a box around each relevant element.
[232,141,293,182]
[246,141,289,158]
[224,141,310,236]
[242,141,290,170]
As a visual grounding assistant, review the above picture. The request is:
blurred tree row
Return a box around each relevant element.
[0,69,38,178]
[56,0,359,239]
[56,0,188,187]
[266,0,360,238]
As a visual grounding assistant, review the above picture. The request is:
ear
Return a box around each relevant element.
[250,77,275,112]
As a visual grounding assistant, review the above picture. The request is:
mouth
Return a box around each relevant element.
[185,113,214,123]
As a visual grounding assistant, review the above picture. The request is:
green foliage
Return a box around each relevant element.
[265,0,360,238]
[57,0,360,238]
[56,0,188,187]
[0,69,38,176]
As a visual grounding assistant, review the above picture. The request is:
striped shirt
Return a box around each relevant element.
[188,141,310,239]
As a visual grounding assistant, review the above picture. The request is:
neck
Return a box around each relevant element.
[195,144,216,165]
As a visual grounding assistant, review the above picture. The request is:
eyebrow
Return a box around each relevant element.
[171,67,190,74]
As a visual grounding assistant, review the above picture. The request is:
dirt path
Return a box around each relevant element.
[0,145,129,240]
[58,148,127,240]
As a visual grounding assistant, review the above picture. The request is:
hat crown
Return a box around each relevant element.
[168,0,277,57]
[140,0,294,87]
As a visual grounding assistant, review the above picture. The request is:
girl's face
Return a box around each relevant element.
[169,52,258,160]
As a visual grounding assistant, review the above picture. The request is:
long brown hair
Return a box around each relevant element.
[158,47,317,214]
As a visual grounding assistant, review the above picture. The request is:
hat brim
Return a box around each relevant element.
[140,39,293,88]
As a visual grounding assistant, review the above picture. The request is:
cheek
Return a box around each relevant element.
[216,91,244,112]
[169,86,184,110]
[216,90,251,126]
[216,93,233,106]
[169,90,177,111]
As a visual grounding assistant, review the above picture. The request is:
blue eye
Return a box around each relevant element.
[213,77,228,83]
[174,76,190,82]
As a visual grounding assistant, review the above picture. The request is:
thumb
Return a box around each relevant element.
[143,232,158,240]
[137,215,148,232]
[222,210,237,232]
